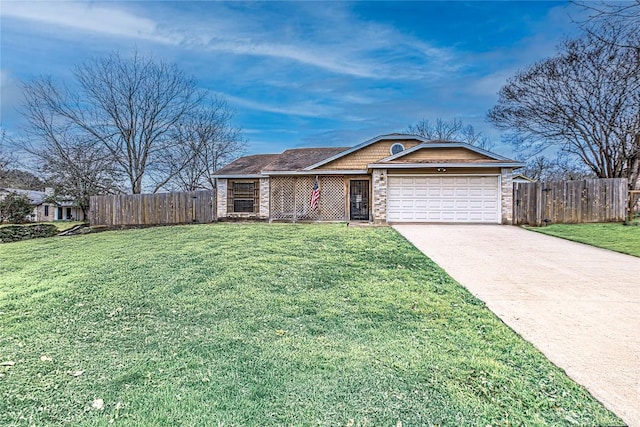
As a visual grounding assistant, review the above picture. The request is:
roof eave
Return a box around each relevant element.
[368,162,525,169]
[211,174,265,179]
[263,169,368,176]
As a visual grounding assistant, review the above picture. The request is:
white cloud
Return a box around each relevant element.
[207,39,380,79]
[1,1,457,81]
[467,71,513,98]
[1,1,175,44]
[224,94,338,119]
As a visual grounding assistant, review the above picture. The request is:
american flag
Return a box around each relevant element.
[309,177,320,210]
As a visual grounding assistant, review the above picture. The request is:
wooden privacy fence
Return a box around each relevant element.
[89,190,216,227]
[513,178,628,226]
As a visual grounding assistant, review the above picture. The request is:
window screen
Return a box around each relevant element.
[229,181,259,213]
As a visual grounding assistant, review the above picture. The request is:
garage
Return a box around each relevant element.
[387,175,500,223]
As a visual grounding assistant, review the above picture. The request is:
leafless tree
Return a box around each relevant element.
[0,128,15,183]
[158,97,245,191]
[520,154,594,182]
[574,1,640,48]
[38,139,121,218]
[407,118,495,151]
[17,103,122,216]
[488,29,640,189]
[22,51,203,193]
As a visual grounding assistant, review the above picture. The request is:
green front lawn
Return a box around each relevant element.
[0,224,620,426]
[528,223,640,257]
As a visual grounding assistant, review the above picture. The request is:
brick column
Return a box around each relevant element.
[216,179,227,219]
[501,168,513,225]
[372,169,387,224]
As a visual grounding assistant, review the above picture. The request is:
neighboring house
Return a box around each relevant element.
[0,187,85,222]
[212,134,525,224]
[513,173,536,183]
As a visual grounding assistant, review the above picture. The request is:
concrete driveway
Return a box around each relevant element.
[394,224,640,427]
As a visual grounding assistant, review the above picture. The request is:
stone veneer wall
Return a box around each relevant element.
[372,169,387,224]
[216,179,228,219]
[259,178,270,219]
[501,168,513,224]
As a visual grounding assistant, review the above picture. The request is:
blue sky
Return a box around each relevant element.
[1,1,585,157]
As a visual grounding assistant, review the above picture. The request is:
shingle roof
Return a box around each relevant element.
[214,154,281,176]
[0,187,45,205]
[214,147,349,176]
[212,134,523,177]
[262,147,348,171]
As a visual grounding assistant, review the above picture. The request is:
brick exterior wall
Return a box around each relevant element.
[259,178,270,219]
[372,169,387,224]
[216,179,228,218]
[501,168,514,224]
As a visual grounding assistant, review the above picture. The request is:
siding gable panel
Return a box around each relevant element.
[398,147,492,161]
[317,139,422,170]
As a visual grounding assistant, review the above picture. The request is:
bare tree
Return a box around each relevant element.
[0,128,14,183]
[407,118,495,151]
[37,138,120,218]
[574,1,640,48]
[521,154,594,182]
[158,97,245,191]
[22,51,203,193]
[19,77,124,215]
[488,29,640,188]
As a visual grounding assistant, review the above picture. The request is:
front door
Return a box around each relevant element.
[349,180,369,221]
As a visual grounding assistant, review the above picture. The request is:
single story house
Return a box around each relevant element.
[212,134,524,224]
[0,187,85,222]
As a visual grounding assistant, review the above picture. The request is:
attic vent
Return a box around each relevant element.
[390,143,405,155]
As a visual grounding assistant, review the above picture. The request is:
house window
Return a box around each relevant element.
[44,205,49,217]
[390,143,405,155]
[228,180,259,214]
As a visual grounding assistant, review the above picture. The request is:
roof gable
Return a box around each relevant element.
[376,141,512,163]
[368,142,524,169]
[305,134,429,170]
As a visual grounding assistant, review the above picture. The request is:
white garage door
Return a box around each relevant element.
[387,175,500,223]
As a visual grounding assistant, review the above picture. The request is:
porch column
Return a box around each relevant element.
[501,168,514,225]
[372,169,387,224]
[259,178,270,219]
[216,179,227,219]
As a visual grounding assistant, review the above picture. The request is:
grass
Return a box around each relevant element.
[0,224,621,426]
[528,222,640,257]
[0,221,84,232]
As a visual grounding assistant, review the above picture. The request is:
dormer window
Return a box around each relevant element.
[390,143,405,155]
